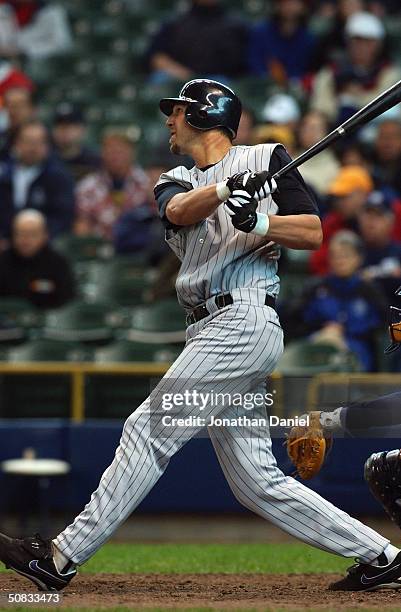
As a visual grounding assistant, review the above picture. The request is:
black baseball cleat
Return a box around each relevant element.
[0,532,76,591]
[329,552,401,591]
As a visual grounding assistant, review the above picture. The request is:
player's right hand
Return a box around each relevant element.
[226,170,277,201]
[224,191,258,232]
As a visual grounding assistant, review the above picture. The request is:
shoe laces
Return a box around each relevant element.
[346,558,366,575]
[22,533,52,558]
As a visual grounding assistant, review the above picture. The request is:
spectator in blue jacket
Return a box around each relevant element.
[248,0,315,83]
[358,191,401,303]
[282,230,386,371]
[0,119,75,246]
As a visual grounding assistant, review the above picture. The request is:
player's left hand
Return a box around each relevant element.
[226,170,277,202]
[224,191,258,232]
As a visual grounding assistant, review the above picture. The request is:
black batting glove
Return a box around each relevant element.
[224,190,258,233]
[226,170,277,201]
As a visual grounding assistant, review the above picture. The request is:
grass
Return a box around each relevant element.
[3,542,351,575]
[80,543,350,574]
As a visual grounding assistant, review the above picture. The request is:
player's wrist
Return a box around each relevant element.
[250,212,270,236]
[216,181,231,202]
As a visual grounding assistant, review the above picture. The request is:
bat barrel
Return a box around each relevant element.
[273,79,401,182]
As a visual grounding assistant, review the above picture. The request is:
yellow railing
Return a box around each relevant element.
[0,364,283,422]
[307,372,401,410]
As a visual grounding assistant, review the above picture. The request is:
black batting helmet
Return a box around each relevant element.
[385,286,401,354]
[159,79,242,139]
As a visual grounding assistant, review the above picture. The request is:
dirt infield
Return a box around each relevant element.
[2,573,401,610]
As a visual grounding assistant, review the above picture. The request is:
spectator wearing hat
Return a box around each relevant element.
[52,104,100,183]
[310,11,400,123]
[0,86,35,160]
[0,120,75,245]
[309,165,374,275]
[0,209,75,308]
[261,93,301,132]
[310,0,364,71]
[248,0,316,83]
[75,130,151,244]
[295,110,340,195]
[358,191,401,303]
[300,231,386,371]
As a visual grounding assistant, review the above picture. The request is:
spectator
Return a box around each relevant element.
[337,141,371,168]
[310,12,400,123]
[0,209,75,308]
[0,120,75,244]
[75,129,150,241]
[311,0,365,71]
[309,165,374,275]
[0,0,72,59]
[251,124,296,156]
[0,59,33,95]
[296,110,340,194]
[261,93,301,132]
[293,231,385,371]
[234,108,255,145]
[146,0,247,83]
[248,0,315,83]
[0,86,35,159]
[358,190,401,302]
[369,119,401,196]
[52,103,100,182]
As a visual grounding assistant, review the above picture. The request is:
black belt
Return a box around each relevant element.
[186,292,276,326]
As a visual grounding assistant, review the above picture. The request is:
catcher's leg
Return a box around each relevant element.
[209,395,394,563]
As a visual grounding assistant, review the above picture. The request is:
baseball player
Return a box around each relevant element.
[302,285,401,438]
[288,285,401,527]
[0,79,401,593]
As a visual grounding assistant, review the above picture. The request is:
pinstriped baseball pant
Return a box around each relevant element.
[54,290,389,565]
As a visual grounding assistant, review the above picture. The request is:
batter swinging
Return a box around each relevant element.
[0,79,400,593]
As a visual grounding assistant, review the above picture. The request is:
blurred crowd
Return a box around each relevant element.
[0,0,401,372]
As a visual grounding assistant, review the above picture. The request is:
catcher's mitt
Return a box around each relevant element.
[286,411,332,480]
[364,449,401,528]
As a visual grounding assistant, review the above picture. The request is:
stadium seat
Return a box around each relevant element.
[0,298,42,344]
[41,300,119,344]
[128,299,186,343]
[276,273,308,306]
[53,234,113,262]
[94,339,183,363]
[7,339,92,362]
[276,340,360,376]
[83,257,150,305]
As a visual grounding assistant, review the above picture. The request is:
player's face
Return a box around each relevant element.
[166,104,194,155]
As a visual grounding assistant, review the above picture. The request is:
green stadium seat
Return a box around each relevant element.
[7,339,92,362]
[83,257,150,305]
[276,273,308,306]
[0,298,42,344]
[42,300,119,344]
[94,339,183,363]
[53,234,113,262]
[128,299,186,343]
[276,340,360,376]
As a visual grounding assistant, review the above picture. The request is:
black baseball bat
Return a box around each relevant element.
[272,79,401,181]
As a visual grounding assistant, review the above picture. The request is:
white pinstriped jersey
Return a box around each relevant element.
[155,144,281,310]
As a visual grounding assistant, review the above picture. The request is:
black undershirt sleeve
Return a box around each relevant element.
[268,145,320,216]
[154,181,189,229]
